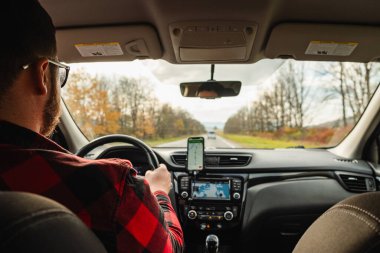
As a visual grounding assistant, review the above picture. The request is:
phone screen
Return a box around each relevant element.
[187,137,204,171]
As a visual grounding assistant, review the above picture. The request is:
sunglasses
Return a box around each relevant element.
[22,59,70,88]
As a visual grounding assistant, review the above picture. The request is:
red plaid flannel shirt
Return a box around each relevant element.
[0,121,184,253]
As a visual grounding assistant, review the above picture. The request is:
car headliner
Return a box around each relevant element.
[40,0,380,64]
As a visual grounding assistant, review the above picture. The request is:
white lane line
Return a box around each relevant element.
[216,136,239,148]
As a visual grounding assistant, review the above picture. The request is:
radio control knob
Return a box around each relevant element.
[233,192,241,200]
[181,191,189,199]
[224,211,233,221]
[188,210,197,220]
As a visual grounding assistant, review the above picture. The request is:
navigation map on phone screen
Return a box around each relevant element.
[187,137,204,171]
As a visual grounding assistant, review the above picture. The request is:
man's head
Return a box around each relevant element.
[0,0,61,136]
[196,82,223,99]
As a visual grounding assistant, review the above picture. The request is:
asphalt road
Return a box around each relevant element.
[157,135,241,148]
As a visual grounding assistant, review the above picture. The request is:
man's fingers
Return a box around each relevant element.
[157,164,167,170]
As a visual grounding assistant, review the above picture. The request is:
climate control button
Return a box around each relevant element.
[188,210,197,220]
[224,211,234,221]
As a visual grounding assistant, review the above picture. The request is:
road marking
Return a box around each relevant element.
[216,136,239,148]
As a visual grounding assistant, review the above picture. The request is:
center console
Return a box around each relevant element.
[177,174,245,232]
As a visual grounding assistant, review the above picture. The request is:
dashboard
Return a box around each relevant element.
[91,145,378,253]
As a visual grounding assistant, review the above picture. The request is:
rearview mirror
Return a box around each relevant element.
[180,81,241,99]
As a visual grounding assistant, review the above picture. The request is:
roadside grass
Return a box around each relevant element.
[221,134,321,149]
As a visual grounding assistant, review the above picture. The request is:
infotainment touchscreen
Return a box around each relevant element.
[191,181,231,200]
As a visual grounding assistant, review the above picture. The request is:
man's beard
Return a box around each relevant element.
[40,66,61,137]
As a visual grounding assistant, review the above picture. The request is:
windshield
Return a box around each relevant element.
[61,59,379,149]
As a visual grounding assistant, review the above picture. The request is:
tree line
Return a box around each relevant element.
[321,62,378,125]
[224,61,379,141]
[63,69,205,140]
[224,61,308,134]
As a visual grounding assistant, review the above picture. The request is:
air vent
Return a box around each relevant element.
[171,154,187,165]
[335,158,358,164]
[338,173,376,192]
[218,155,251,166]
[171,154,252,167]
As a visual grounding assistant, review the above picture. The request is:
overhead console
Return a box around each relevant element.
[169,21,258,63]
[265,23,380,62]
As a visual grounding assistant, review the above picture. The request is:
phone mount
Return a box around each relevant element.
[188,169,202,177]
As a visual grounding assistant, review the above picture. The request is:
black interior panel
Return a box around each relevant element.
[241,178,355,252]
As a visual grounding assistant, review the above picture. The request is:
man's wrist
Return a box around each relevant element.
[153,190,169,197]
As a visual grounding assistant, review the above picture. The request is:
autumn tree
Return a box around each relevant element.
[87,78,121,137]
[63,68,94,137]
[63,69,205,140]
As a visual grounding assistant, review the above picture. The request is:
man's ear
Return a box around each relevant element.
[34,58,50,96]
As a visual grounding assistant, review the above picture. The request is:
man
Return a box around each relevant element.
[0,1,183,252]
[196,82,223,99]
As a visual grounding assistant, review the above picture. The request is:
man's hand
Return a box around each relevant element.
[145,164,172,194]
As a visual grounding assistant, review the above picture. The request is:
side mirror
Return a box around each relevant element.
[180,80,241,99]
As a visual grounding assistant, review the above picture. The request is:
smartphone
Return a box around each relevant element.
[187,137,205,171]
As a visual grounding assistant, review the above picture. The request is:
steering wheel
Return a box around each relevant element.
[76,134,159,170]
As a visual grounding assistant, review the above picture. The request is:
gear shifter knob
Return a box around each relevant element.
[205,234,219,253]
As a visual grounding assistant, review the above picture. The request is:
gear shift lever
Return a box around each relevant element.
[205,234,219,253]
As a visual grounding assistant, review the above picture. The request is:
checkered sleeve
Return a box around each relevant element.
[154,191,184,253]
[115,172,184,253]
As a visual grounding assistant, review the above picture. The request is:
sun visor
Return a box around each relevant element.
[169,21,257,63]
[265,23,380,62]
[56,25,162,63]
